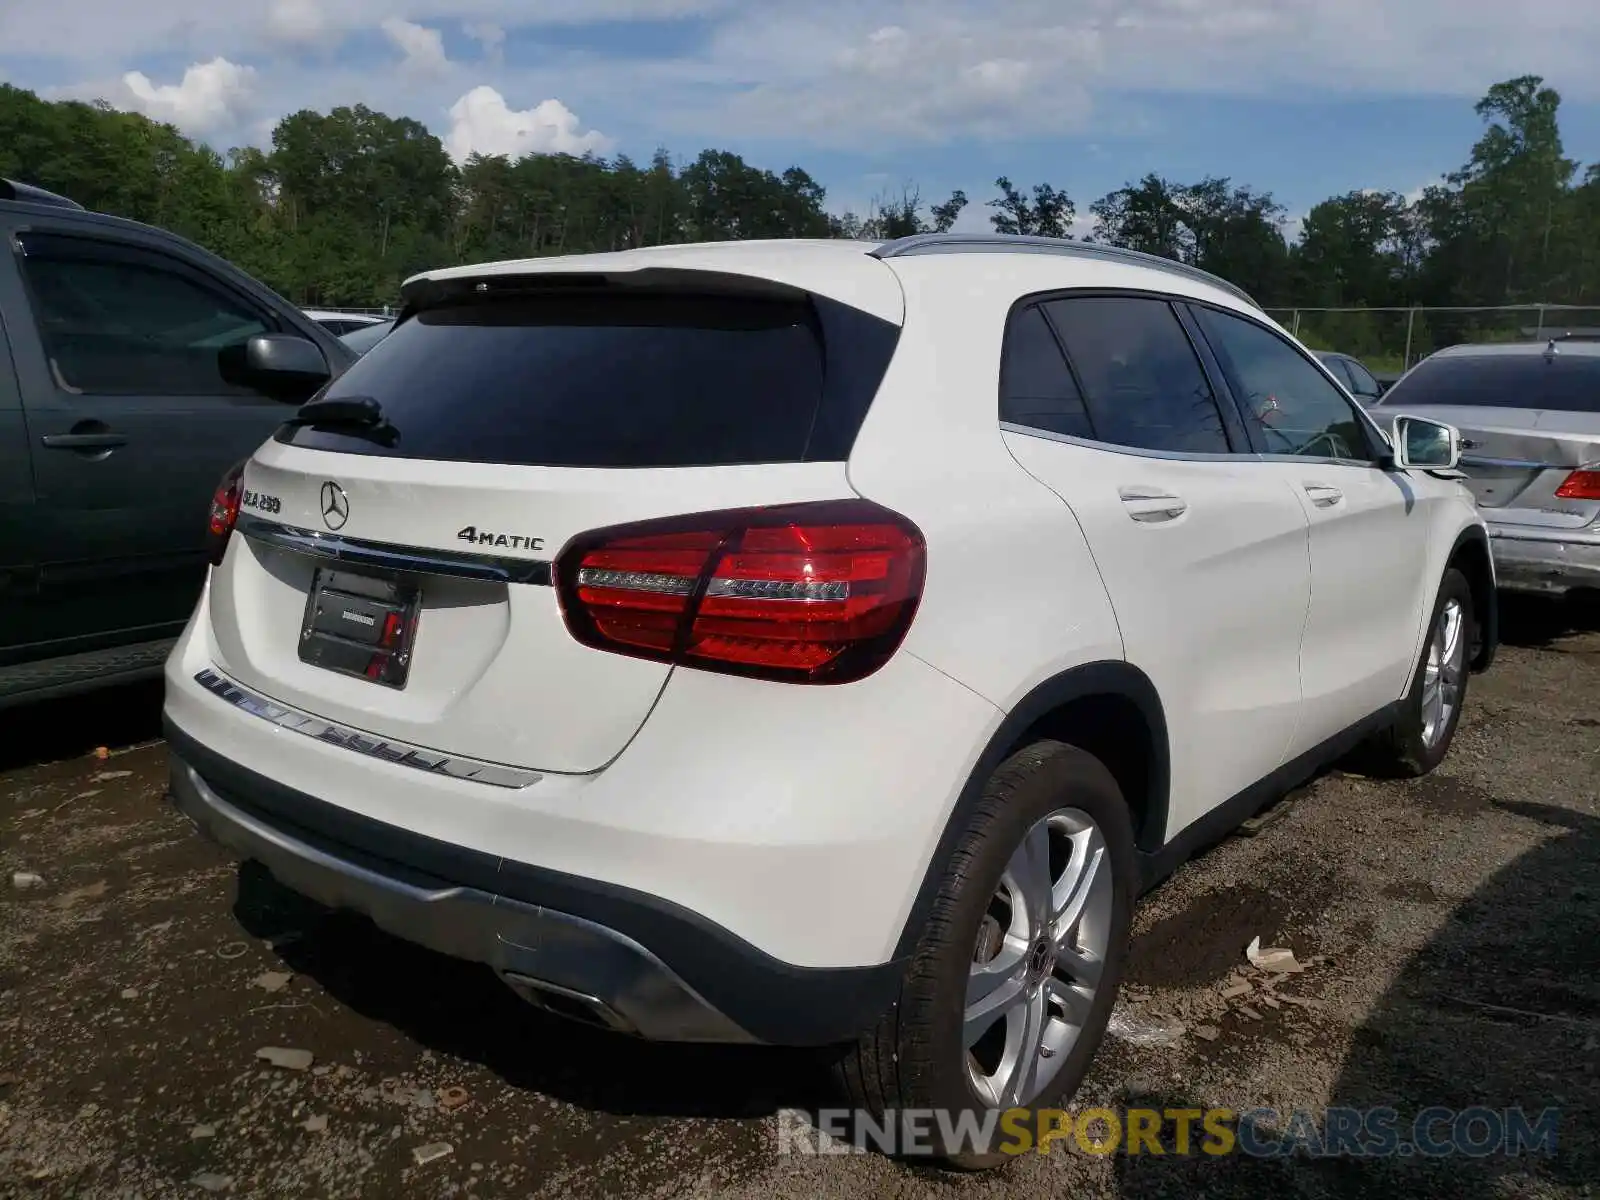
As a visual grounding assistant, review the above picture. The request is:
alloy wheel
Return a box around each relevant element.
[1421,597,1467,749]
[964,807,1113,1109]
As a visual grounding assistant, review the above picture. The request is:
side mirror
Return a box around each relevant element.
[1392,415,1461,471]
[222,333,331,396]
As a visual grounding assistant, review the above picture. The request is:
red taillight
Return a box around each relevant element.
[206,460,246,567]
[556,500,926,684]
[1554,468,1600,501]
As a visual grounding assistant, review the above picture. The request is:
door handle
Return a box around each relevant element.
[42,432,128,450]
[1118,486,1188,523]
[1303,483,1344,508]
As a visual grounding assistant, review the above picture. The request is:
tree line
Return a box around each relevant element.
[2,75,1596,361]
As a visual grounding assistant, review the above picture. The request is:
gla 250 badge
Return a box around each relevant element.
[457,526,545,553]
[240,489,282,515]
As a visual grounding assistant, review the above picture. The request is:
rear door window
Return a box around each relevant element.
[1041,296,1234,455]
[1376,353,1600,413]
[281,291,895,468]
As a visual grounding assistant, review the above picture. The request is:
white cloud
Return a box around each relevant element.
[647,0,1600,145]
[264,0,326,47]
[115,57,255,137]
[0,1,735,62]
[464,21,507,63]
[1403,180,1445,206]
[8,0,1600,158]
[1358,180,1446,206]
[444,86,611,162]
[685,14,1099,145]
[381,17,451,75]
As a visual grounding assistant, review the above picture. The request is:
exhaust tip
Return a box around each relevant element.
[502,972,638,1035]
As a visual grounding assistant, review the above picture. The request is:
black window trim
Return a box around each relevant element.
[12,224,286,401]
[997,286,1257,463]
[1177,298,1393,468]
[1169,301,1257,452]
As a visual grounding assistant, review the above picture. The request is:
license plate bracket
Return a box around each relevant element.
[298,567,421,689]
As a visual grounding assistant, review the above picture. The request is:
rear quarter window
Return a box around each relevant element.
[1378,354,1600,413]
[280,290,899,468]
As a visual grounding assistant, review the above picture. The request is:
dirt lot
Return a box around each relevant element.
[2,598,1597,1199]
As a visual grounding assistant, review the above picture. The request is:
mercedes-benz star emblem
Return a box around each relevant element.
[319,481,350,531]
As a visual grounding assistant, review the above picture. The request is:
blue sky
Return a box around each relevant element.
[4,1,1600,238]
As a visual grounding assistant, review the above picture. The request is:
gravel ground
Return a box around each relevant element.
[2,597,1597,1198]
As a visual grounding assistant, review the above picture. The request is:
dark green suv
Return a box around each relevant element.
[0,178,356,705]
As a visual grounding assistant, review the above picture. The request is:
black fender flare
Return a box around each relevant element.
[890,660,1171,960]
[1447,524,1498,672]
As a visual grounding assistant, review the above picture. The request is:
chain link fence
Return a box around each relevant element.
[1264,305,1600,375]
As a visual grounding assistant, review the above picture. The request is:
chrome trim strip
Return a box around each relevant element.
[1000,422,1246,463]
[999,423,1390,470]
[193,668,543,789]
[237,515,552,586]
[1254,451,1387,468]
[1460,455,1560,471]
[1486,524,1600,546]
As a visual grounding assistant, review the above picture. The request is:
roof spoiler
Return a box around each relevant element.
[0,178,84,210]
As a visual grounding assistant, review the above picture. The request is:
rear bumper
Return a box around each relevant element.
[1487,525,1600,595]
[166,723,902,1045]
[167,576,1001,972]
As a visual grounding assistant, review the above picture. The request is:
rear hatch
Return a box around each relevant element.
[1372,349,1600,530]
[207,256,904,774]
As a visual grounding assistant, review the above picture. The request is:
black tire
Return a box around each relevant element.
[1349,567,1475,779]
[831,739,1136,1169]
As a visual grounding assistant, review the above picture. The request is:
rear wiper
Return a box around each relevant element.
[282,395,386,429]
[279,394,400,448]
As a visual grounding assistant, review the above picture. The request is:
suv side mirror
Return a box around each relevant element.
[223,333,331,396]
[1392,415,1461,470]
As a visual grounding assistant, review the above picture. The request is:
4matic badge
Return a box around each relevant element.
[457,526,545,553]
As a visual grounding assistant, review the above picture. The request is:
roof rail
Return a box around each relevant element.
[869,232,1260,309]
[0,178,84,211]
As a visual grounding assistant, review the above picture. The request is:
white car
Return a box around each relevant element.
[302,309,389,337]
[165,233,1496,1164]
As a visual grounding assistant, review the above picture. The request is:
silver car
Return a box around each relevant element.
[1370,340,1600,597]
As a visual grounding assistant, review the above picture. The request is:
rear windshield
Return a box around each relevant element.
[1375,353,1600,413]
[280,291,897,467]
[339,319,394,354]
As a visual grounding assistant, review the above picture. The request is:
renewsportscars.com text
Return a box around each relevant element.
[775,1105,1561,1159]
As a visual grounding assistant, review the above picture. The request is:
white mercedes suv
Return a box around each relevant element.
[164,233,1496,1162]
